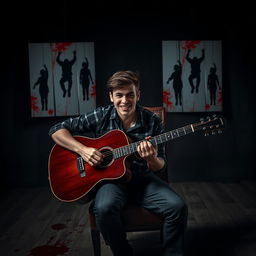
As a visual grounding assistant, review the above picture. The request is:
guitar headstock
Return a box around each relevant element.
[193,115,225,136]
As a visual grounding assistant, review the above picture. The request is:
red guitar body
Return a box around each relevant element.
[48,130,129,202]
[49,115,225,202]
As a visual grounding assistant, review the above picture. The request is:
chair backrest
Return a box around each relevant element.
[143,106,168,182]
[144,106,166,127]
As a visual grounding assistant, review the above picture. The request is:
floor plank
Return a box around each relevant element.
[1,181,256,256]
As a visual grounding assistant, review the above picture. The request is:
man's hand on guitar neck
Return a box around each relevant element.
[137,136,165,172]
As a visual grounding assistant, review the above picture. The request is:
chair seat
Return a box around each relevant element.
[122,204,163,231]
[89,201,163,231]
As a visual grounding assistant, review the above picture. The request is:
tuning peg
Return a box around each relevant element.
[218,130,223,134]
[204,133,209,136]
[211,131,216,135]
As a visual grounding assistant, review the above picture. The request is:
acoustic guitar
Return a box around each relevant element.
[48,115,224,202]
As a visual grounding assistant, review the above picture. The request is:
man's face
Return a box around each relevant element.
[109,84,140,120]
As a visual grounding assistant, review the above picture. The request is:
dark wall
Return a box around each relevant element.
[3,3,256,188]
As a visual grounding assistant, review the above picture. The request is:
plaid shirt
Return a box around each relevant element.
[49,104,166,174]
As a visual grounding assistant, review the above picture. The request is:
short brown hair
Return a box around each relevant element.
[107,71,140,92]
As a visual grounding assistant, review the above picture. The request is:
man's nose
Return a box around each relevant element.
[121,96,128,102]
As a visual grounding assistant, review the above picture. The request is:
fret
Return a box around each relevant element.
[190,124,194,133]
[121,147,125,156]
[126,146,130,155]
[158,135,164,144]
[164,133,168,142]
[150,137,156,146]
[185,125,193,134]
[130,144,134,153]
[123,147,128,156]
[128,145,133,154]
[115,148,119,158]
[132,143,137,153]
[113,149,117,159]
[172,130,178,138]
[118,148,122,157]
[183,126,186,135]
[178,127,185,136]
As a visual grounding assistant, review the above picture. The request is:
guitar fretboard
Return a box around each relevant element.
[113,124,194,159]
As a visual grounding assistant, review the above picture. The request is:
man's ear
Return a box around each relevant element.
[137,90,141,102]
[109,91,113,102]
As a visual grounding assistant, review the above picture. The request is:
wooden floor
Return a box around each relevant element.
[1,181,256,256]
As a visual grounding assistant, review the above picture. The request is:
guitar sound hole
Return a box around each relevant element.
[96,148,113,169]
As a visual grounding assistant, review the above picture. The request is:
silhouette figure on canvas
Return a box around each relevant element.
[166,60,183,105]
[207,63,221,105]
[186,49,205,93]
[79,57,94,101]
[33,64,49,111]
[56,50,76,98]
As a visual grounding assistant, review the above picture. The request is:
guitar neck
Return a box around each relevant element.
[113,124,194,159]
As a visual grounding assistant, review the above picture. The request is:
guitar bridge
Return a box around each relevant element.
[76,157,86,177]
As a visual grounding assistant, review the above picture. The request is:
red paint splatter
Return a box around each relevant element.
[181,40,201,50]
[51,224,67,230]
[50,42,73,53]
[28,240,69,256]
[90,84,96,101]
[205,104,211,110]
[163,90,173,111]
[48,109,54,115]
[27,220,89,256]
[31,96,39,112]
[217,91,222,104]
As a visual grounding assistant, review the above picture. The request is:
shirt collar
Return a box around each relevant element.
[110,104,117,120]
[136,104,144,127]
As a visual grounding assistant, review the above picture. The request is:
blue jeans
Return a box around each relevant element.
[93,170,187,256]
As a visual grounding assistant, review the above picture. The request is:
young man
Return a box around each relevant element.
[49,71,187,256]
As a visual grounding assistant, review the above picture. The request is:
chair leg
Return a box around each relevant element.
[91,228,101,256]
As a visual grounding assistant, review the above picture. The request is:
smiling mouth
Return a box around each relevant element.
[119,105,131,111]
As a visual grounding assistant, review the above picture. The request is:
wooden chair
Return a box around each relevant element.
[88,106,167,256]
